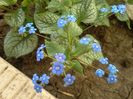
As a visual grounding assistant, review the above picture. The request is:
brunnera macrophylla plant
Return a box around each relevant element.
[0,0,130,93]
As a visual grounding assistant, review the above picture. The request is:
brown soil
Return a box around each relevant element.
[0,11,133,99]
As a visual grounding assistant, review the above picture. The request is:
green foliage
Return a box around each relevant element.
[115,13,129,21]
[34,12,59,34]
[127,0,133,4]
[71,60,84,75]
[4,30,38,58]
[4,9,25,27]
[0,0,17,6]
[94,0,110,26]
[45,40,65,56]
[71,0,97,23]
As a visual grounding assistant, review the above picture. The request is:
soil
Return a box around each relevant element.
[0,11,133,99]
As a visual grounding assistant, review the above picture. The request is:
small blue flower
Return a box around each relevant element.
[64,74,75,86]
[25,22,33,28]
[40,74,50,85]
[95,69,105,77]
[52,62,64,76]
[111,5,119,13]
[29,26,37,34]
[80,37,91,45]
[107,64,118,74]
[107,74,118,84]
[117,4,126,14]
[92,43,102,52]
[32,74,39,84]
[57,18,67,28]
[36,44,46,62]
[100,8,109,12]
[34,84,43,93]
[67,15,76,22]
[99,57,108,64]
[55,53,66,63]
[18,26,26,34]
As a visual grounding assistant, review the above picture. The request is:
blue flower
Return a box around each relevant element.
[18,26,26,34]
[95,69,105,77]
[34,84,43,93]
[52,62,64,76]
[32,74,39,84]
[64,74,75,86]
[29,26,37,34]
[40,74,50,85]
[80,37,91,45]
[107,74,117,84]
[99,57,108,64]
[57,18,67,28]
[92,43,102,52]
[117,4,126,14]
[25,22,33,28]
[100,8,109,12]
[55,53,66,63]
[36,44,46,62]
[111,5,119,13]
[107,64,118,74]
[67,15,76,22]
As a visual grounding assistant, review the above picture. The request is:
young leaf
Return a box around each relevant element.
[45,40,65,56]
[116,13,129,22]
[4,8,25,27]
[65,22,83,37]
[0,0,17,6]
[71,60,84,75]
[34,12,59,34]
[4,30,38,58]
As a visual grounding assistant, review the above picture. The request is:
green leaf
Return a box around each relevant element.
[127,0,133,4]
[94,0,110,26]
[76,35,103,66]
[116,13,129,22]
[45,40,65,56]
[22,0,32,7]
[71,60,84,75]
[4,8,25,27]
[65,22,83,37]
[0,0,17,6]
[71,0,97,23]
[4,30,38,58]
[34,12,59,34]
[35,0,47,13]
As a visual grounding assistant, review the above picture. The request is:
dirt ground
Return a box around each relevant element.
[0,10,133,99]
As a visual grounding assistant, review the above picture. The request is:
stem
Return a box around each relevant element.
[36,33,50,40]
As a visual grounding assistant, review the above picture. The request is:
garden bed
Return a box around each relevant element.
[0,11,133,98]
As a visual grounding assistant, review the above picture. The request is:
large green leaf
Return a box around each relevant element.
[45,40,65,56]
[71,0,97,23]
[0,0,17,6]
[34,12,59,34]
[4,30,38,58]
[71,60,84,75]
[4,9,25,27]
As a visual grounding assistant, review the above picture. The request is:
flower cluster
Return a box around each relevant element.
[100,4,126,14]
[57,15,76,28]
[18,22,37,34]
[32,73,50,93]
[95,57,119,84]
[36,44,46,61]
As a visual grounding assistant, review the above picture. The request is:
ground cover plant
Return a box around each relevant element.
[0,0,132,94]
